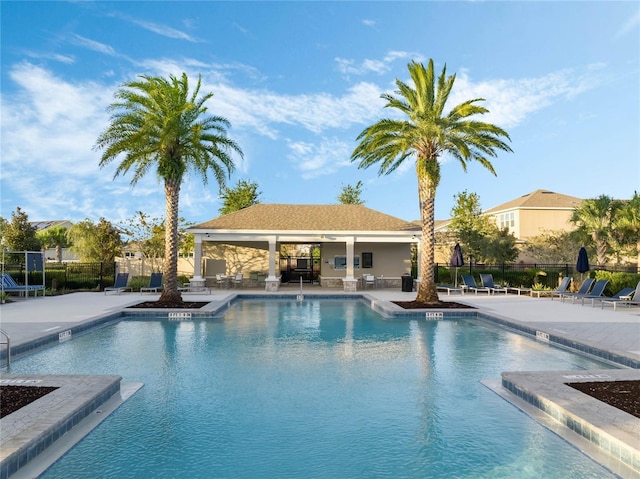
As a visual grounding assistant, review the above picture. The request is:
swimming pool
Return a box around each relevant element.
[11,299,619,478]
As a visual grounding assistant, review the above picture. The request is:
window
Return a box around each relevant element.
[499,212,515,230]
[334,255,360,270]
[362,252,373,268]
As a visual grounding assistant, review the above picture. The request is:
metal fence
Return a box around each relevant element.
[2,262,117,291]
[434,262,639,288]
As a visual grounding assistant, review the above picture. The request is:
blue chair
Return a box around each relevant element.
[104,273,131,294]
[140,272,163,293]
[461,274,491,295]
[601,281,640,311]
[559,278,595,303]
[0,273,45,297]
[587,286,634,308]
[480,273,507,295]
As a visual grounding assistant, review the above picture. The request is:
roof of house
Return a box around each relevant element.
[191,204,419,232]
[29,220,73,231]
[482,189,583,214]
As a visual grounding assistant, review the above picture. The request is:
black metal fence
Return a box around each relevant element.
[433,262,639,289]
[2,262,117,291]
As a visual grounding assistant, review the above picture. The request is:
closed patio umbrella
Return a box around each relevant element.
[576,246,590,281]
[450,243,464,287]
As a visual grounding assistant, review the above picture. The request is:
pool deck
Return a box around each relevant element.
[1,287,639,478]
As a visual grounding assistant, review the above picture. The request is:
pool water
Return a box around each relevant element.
[12,299,618,478]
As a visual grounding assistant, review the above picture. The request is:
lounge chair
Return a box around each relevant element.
[601,281,640,311]
[232,273,243,288]
[530,276,571,299]
[558,278,595,303]
[575,279,609,305]
[0,273,45,298]
[140,272,163,293]
[587,286,634,308]
[461,274,491,294]
[480,274,508,295]
[437,284,463,295]
[104,273,131,294]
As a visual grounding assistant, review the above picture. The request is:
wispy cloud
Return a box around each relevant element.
[614,9,640,40]
[69,34,118,56]
[286,138,352,179]
[109,11,201,42]
[335,50,421,77]
[362,19,376,27]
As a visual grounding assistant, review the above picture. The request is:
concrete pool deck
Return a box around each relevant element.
[1,287,639,478]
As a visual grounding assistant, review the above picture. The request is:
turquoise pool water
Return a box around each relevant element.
[12,299,618,478]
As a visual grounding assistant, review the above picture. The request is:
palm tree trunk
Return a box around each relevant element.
[158,178,183,304]
[415,169,440,304]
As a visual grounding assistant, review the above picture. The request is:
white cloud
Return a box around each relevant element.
[69,34,119,56]
[614,9,640,40]
[362,19,376,27]
[335,50,418,77]
[286,138,352,179]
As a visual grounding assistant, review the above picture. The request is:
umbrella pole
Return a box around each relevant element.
[454,267,458,287]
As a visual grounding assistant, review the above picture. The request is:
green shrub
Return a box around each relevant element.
[593,271,640,296]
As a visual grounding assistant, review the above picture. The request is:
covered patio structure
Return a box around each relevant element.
[187,204,421,292]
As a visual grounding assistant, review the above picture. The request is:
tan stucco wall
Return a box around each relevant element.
[517,209,575,239]
[319,242,411,278]
[202,242,270,276]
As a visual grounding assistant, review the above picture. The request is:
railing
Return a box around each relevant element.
[0,328,10,369]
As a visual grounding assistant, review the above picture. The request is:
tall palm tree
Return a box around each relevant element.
[614,191,640,272]
[36,225,68,263]
[351,60,512,303]
[570,195,622,266]
[95,73,243,304]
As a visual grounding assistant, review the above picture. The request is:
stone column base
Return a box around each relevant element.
[342,279,358,292]
[265,280,280,292]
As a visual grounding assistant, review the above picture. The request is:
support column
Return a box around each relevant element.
[265,236,280,292]
[343,237,357,292]
[192,234,203,279]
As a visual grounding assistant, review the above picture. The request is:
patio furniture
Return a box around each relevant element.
[437,284,463,295]
[575,279,609,305]
[363,274,376,289]
[480,274,508,295]
[586,286,634,308]
[104,273,131,295]
[232,274,244,288]
[461,275,491,295]
[0,273,45,298]
[558,278,595,303]
[601,281,640,311]
[141,272,163,293]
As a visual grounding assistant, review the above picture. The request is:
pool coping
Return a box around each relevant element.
[483,369,640,478]
[1,293,639,478]
[0,375,142,479]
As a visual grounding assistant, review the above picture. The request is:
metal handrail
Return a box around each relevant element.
[0,328,10,369]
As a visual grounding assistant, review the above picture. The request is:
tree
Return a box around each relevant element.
[337,180,365,205]
[447,191,491,262]
[3,207,41,252]
[37,225,69,262]
[615,191,640,271]
[570,195,622,266]
[351,60,512,303]
[522,230,583,263]
[219,179,261,215]
[67,218,123,263]
[95,73,243,304]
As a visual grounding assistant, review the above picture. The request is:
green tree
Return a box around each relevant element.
[37,225,69,262]
[570,195,622,266]
[95,73,243,304]
[337,180,365,205]
[615,191,640,271]
[120,212,166,270]
[523,230,583,263]
[352,60,512,303]
[447,191,491,262]
[68,218,123,263]
[3,207,41,251]
[483,227,518,263]
[219,179,261,215]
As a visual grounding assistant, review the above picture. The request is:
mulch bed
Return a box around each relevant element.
[567,380,640,419]
[0,386,59,418]
[393,300,476,309]
[128,301,209,309]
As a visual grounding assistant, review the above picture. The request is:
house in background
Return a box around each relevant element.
[30,220,77,262]
[481,189,582,240]
[433,189,584,263]
[187,204,420,291]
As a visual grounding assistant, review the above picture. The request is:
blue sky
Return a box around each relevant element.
[1,1,639,227]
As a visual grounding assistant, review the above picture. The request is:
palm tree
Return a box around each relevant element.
[351,60,512,303]
[95,73,243,304]
[570,195,622,266]
[37,225,68,262]
[615,191,640,272]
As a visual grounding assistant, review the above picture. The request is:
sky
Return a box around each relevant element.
[1,1,639,229]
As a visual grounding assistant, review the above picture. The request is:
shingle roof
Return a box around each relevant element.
[190,204,419,232]
[483,189,583,214]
